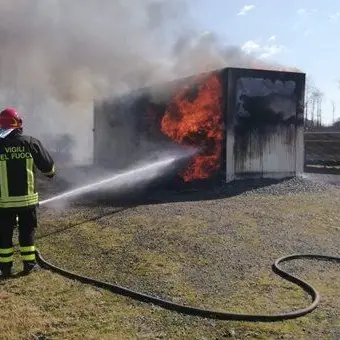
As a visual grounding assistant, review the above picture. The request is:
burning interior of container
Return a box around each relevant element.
[94,69,227,189]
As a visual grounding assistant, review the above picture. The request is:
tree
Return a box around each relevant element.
[304,76,323,128]
[304,76,315,120]
[332,100,336,125]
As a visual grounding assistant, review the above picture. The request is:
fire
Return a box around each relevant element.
[160,72,223,182]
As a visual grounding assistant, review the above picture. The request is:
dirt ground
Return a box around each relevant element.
[1,172,340,339]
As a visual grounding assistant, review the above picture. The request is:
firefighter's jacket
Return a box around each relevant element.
[0,131,55,208]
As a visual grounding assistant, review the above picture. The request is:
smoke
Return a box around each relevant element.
[0,0,298,166]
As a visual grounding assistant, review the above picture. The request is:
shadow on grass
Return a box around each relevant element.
[37,163,294,209]
[76,177,290,208]
[35,207,133,241]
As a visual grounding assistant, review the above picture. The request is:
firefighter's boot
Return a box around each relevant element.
[0,264,13,279]
[22,261,41,275]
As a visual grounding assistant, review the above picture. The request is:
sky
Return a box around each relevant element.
[191,0,340,125]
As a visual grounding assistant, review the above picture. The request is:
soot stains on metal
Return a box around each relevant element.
[235,78,300,134]
[234,77,301,173]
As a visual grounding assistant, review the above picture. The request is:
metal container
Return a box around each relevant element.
[93,67,305,187]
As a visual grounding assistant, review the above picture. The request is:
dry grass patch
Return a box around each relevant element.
[1,189,339,339]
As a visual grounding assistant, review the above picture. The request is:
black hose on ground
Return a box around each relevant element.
[35,250,340,322]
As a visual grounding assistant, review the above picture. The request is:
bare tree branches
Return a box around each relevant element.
[304,76,324,128]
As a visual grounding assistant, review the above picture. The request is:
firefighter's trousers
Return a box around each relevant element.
[0,207,37,271]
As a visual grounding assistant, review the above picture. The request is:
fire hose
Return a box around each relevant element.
[32,167,340,322]
[34,229,340,322]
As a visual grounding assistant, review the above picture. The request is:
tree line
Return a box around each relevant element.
[304,76,339,132]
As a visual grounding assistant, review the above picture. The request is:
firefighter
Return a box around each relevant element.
[0,107,55,278]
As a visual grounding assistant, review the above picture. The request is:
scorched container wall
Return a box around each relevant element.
[225,67,305,182]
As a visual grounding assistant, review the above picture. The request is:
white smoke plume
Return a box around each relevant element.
[0,0,298,164]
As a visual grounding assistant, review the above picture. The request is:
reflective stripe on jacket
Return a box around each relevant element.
[0,131,55,208]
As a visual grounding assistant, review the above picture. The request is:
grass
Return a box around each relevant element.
[1,189,340,339]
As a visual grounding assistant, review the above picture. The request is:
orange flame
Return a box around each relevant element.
[160,72,223,182]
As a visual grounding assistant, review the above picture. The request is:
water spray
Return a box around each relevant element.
[39,156,178,206]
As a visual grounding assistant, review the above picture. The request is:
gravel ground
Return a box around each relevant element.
[29,171,340,338]
[237,176,336,196]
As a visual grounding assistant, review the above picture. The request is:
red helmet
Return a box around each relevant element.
[0,107,23,138]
